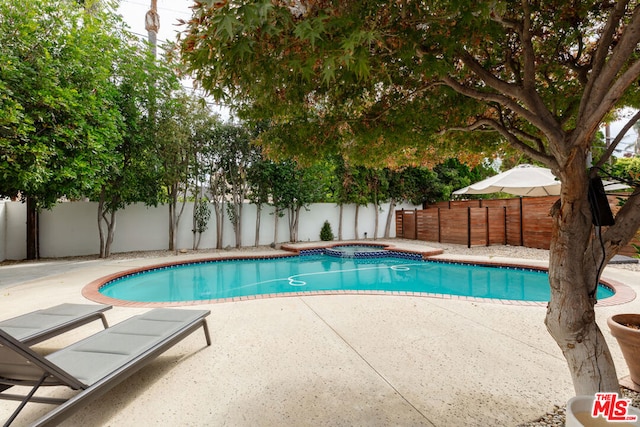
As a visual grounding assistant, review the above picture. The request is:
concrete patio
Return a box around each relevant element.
[1,241,639,426]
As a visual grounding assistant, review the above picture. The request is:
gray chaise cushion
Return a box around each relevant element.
[0,304,111,344]
[46,309,209,386]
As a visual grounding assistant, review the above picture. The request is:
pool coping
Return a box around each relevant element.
[81,244,636,308]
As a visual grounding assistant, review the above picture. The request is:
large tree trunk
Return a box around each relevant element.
[545,156,619,395]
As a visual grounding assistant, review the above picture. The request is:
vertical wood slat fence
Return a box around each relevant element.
[396,195,639,256]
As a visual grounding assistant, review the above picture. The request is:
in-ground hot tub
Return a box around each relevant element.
[324,244,390,258]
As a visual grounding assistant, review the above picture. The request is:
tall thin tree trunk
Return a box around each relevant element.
[104,210,117,258]
[168,184,187,252]
[192,195,198,250]
[288,206,301,242]
[192,186,204,250]
[169,200,176,251]
[288,208,294,242]
[175,187,188,250]
[354,204,360,239]
[234,203,243,248]
[98,196,106,258]
[254,204,262,247]
[213,203,221,249]
[213,200,225,249]
[273,207,280,245]
[26,197,38,260]
[293,206,301,242]
[384,199,397,238]
[373,202,379,240]
[338,203,344,240]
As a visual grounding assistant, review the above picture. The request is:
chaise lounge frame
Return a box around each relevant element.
[0,308,211,427]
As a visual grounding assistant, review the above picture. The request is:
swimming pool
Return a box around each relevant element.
[97,252,615,304]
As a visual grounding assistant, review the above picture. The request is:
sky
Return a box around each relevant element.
[116,0,232,119]
[115,1,639,156]
[117,0,190,49]
[608,108,639,157]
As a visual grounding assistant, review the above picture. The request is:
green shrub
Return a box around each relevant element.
[320,220,334,241]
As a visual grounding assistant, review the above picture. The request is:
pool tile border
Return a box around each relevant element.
[281,241,445,259]
[81,246,636,308]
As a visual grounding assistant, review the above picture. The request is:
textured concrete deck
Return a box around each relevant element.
[1,241,639,426]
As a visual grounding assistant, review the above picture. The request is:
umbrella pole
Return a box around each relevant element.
[519,197,524,246]
[467,207,471,248]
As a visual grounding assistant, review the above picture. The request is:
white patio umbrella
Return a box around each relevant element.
[453,164,561,197]
[453,164,630,197]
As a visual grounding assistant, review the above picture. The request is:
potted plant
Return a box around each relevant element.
[607,314,640,387]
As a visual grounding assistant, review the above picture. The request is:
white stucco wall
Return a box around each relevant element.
[2,200,417,260]
[5,201,26,260]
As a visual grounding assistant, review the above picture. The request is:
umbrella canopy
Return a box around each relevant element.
[453,164,561,197]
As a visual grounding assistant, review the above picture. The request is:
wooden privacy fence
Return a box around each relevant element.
[396,195,639,256]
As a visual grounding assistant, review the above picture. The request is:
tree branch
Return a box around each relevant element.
[487,4,564,133]
[594,109,640,169]
[520,0,536,90]
[441,75,561,141]
[458,51,523,100]
[365,81,440,123]
[579,2,640,124]
[441,117,557,168]
[581,0,631,115]
[576,58,640,145]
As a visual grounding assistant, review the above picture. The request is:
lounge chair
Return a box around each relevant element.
[0,308,211,427]
[0,303,111,346]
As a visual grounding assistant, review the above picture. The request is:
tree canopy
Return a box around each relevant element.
[180,1,640,168]
[180,0,640,395]
[0,0,127,207]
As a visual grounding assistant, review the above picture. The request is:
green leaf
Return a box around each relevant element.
[214,14,240,40]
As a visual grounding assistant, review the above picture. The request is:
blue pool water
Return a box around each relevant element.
[99,254,615,303]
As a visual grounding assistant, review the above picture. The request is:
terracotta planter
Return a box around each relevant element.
[566,395,640,426]
[608,314,640,386]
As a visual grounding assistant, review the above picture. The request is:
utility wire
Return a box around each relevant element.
[120,0,190,16]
